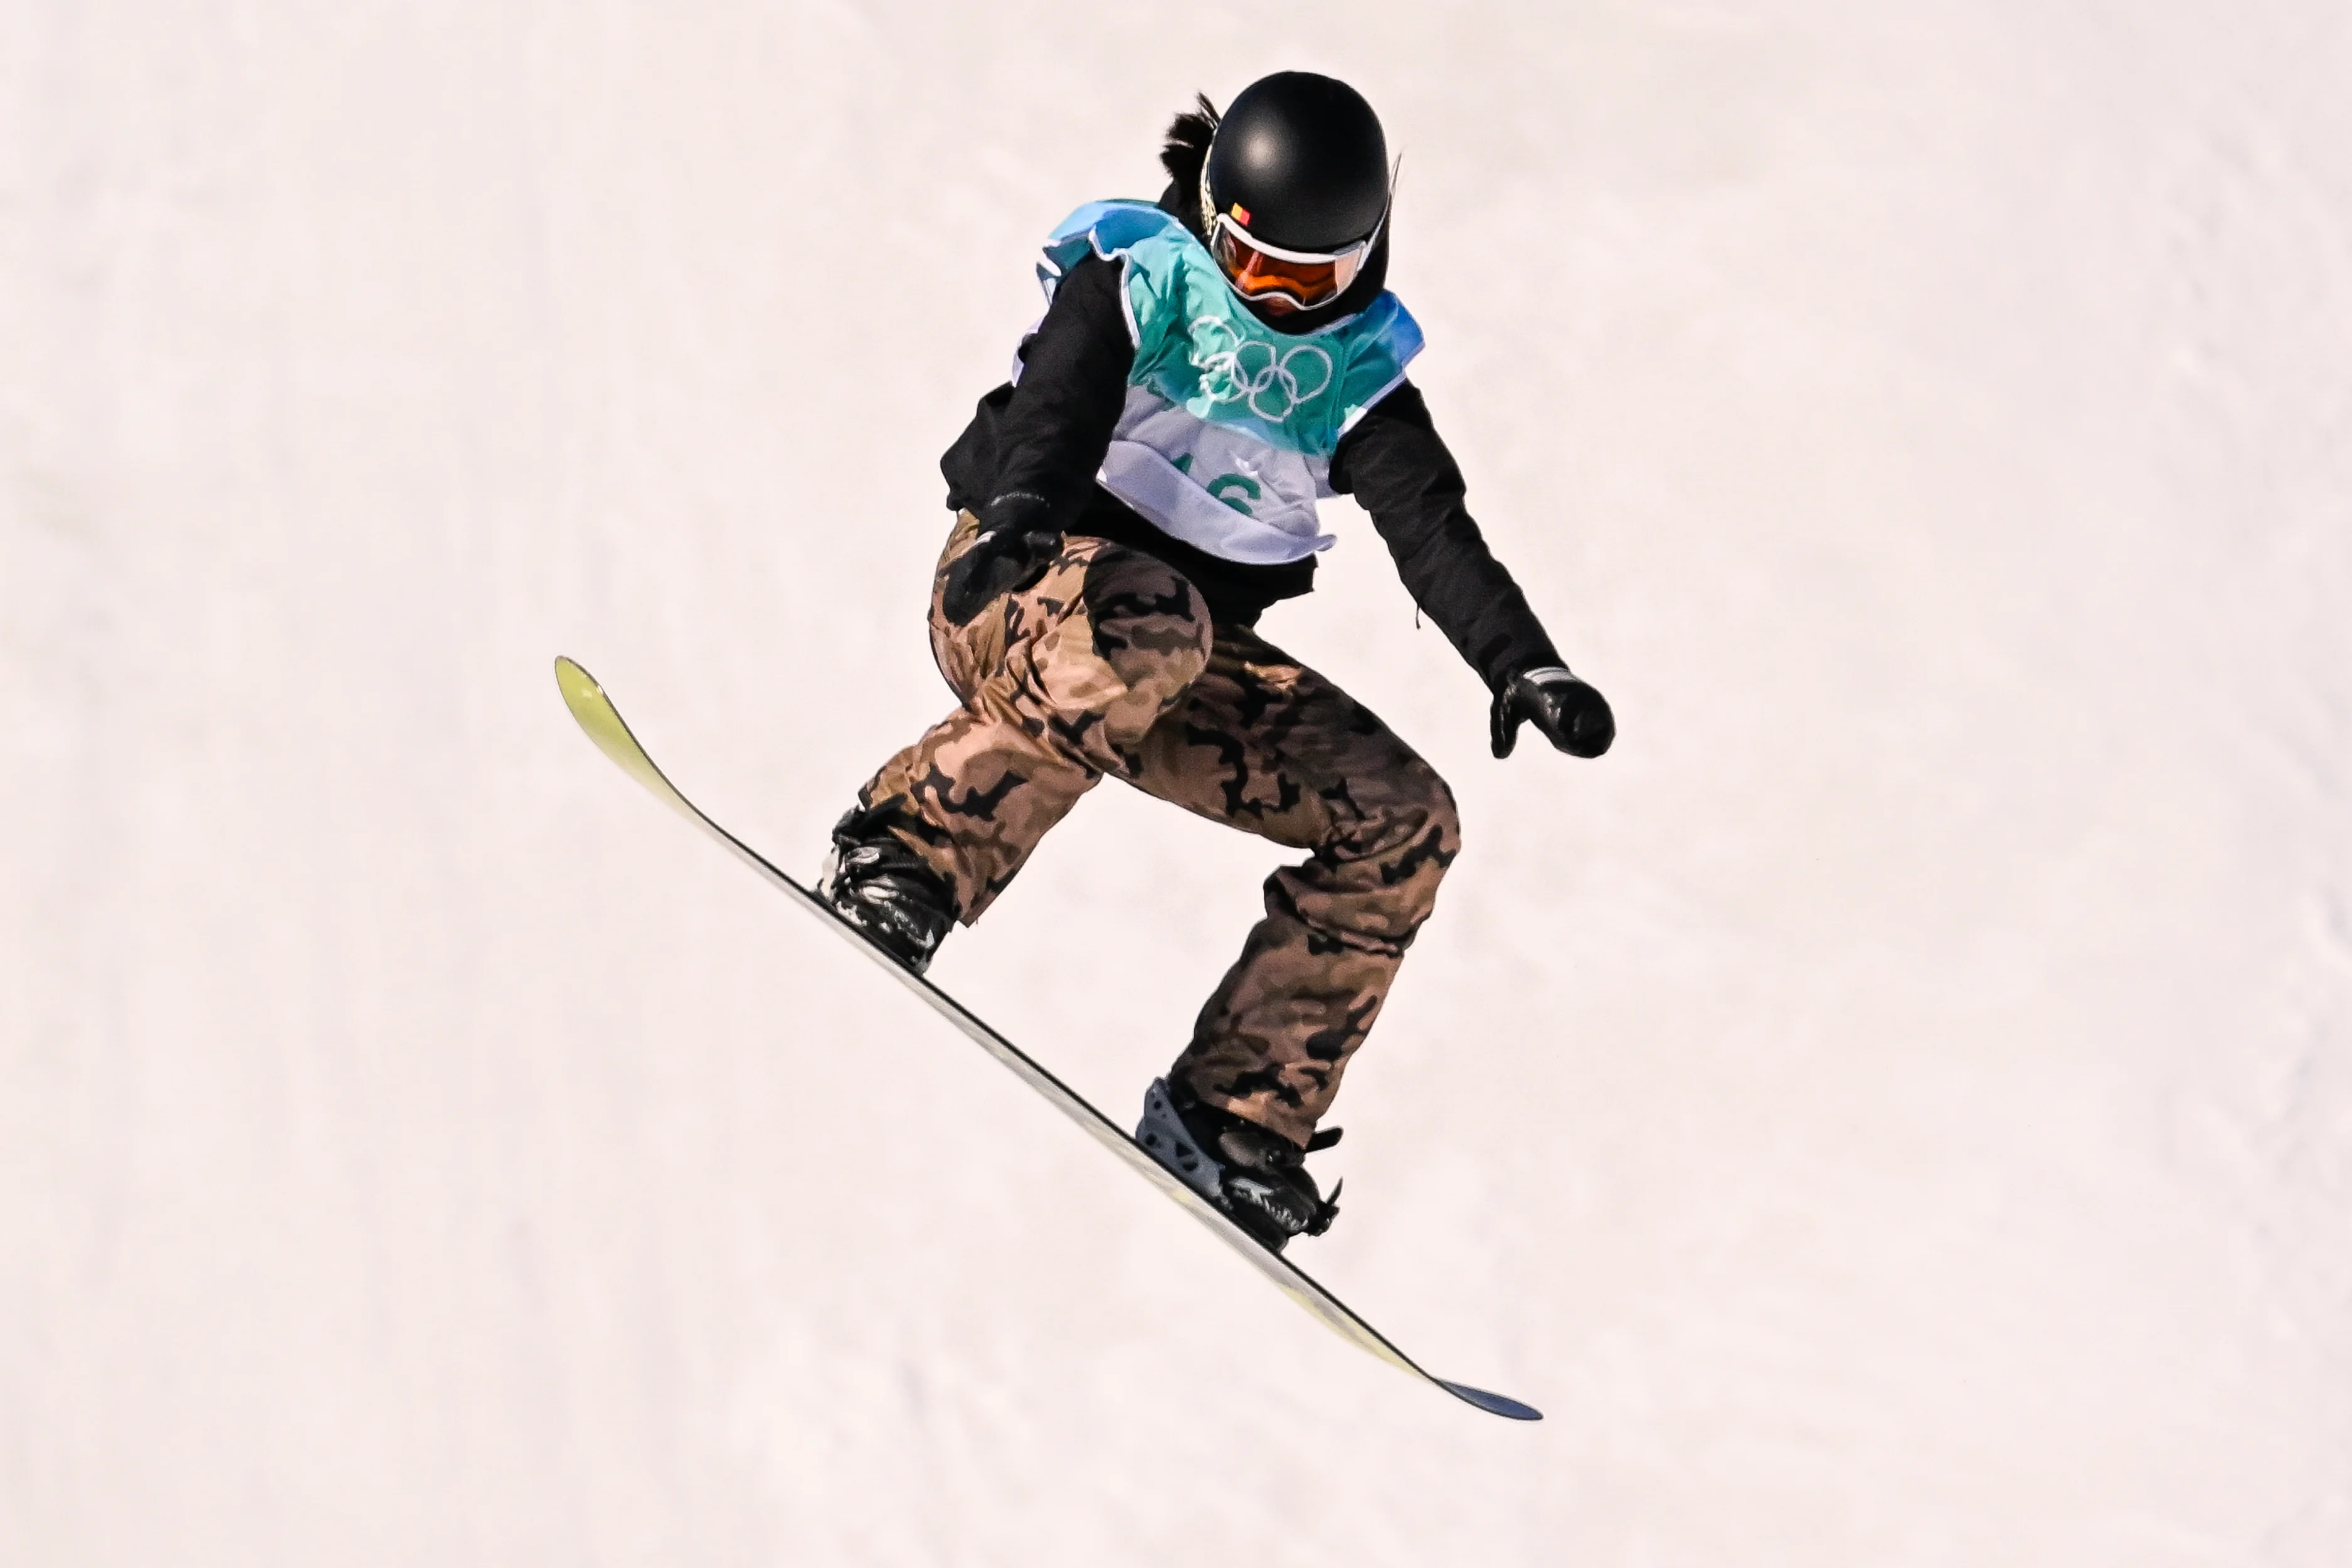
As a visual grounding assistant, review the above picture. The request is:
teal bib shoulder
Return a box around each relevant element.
[1041,201,1423,457]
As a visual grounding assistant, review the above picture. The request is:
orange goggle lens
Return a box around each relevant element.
[1208,218,1370,310]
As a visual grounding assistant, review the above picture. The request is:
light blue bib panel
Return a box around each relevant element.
[1034,201,1424,566]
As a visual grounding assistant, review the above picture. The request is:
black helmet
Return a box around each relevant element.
[1204,73,1383,319]
[1199,73,1391,315]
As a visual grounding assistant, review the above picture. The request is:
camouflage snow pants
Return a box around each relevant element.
[856,510,1460,1147]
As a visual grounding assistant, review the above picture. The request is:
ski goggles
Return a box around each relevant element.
[1203,203,1385,312]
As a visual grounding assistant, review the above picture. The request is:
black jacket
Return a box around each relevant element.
[940,191,1562,692]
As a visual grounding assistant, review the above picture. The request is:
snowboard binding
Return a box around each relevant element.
[817,805,959,973]
[1136,1078,1341,1254]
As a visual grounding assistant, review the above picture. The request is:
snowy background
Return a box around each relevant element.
[6,2,2350,1564]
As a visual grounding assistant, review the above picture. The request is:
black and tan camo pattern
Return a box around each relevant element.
[856,511,1460,1147]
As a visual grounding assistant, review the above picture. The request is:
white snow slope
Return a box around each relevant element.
[6,3,2350,1564]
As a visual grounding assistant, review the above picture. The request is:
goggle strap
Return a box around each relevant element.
[1197,160,1396,265]
[1211,212,1380,267]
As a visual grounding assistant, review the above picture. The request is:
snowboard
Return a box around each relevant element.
[553,655,1540,1421]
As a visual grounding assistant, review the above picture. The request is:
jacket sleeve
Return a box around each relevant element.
[985,253,1138,527]
[1328,381,1564,691]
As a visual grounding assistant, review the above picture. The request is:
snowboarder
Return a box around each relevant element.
[818,72,1613,1253]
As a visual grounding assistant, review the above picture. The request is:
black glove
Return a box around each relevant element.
[941,494,1061,627]
[1491,665,1614,759]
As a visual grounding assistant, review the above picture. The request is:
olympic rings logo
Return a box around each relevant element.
[1189,317,1333,421]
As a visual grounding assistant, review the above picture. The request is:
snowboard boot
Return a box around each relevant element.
[816,806,958,973]
[1136,1078,1342,1253]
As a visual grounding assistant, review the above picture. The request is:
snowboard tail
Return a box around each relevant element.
[553,655,1539,1422]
